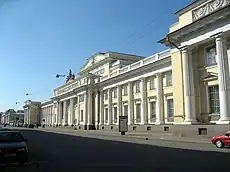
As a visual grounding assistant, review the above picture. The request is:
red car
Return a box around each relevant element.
[211,132,230,148]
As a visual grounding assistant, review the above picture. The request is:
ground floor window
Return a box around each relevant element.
[167,99,174,122]
[123,105,128,116]
[208,85,220,114]
[135,104,141,123]
[113,107,117,123]
[149,101,156,122]
[80,110,83,121]
[105,108,108,123]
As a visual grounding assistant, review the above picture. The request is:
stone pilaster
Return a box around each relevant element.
[128,82,134,124]
[156,73,164,124]
[215,35,230,124]
[181,46,197,124]
[140,78,147,124]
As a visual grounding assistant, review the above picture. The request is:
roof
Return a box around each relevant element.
[175,0,200,15]
[158,4,230,44]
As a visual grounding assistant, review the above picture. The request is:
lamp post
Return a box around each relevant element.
[56,74,66,78]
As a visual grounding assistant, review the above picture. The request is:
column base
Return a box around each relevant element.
[155,121,164,125]
[85,124,96,130]
[182,121,199,125]
[216,120,230,124]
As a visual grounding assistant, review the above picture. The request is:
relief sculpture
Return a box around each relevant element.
[193,0,230,21]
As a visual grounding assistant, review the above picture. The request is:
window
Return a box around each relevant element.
[135,81,140,93]
[80,110,83,121]
[167,99,174,122]
[113,88,117,98]
[150,101,156,122]
[79,95,84,102]
[105,108,108,123]
[166,71,172,86]
[104,91,108,100]
[122,85,128,96]
[123,105,128,116]
[208,85,220,113]
[149,78,155,90]
[135,104,141,123]
[206,46,216,66]
[113,107,118,123]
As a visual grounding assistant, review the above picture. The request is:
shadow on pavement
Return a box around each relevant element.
[1,128,230,172]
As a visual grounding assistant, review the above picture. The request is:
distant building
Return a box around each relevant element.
[0,112,3,124]
[23,100,41,125]
[1,109,24,124]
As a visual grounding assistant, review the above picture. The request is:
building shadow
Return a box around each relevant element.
[2,128,230,172]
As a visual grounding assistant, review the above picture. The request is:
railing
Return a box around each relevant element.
[143,55,156,64]
[110,71,119,77]
[158,49,170,59]
[119,66,129,73]
[100,49,170,82]
[130,61,142,70]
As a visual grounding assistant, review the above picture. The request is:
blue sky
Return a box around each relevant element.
[0,0,192,112]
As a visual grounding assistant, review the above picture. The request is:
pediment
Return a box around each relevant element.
[80,53,107,72]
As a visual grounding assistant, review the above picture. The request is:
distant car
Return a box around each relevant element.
[27,124,35,128]
[0,131,28,165]
[211,132,230,148]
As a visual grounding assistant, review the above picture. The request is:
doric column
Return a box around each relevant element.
[141,78,147,124]
[215,35,230,124]
[70,98,75,126]
[99,90,104,125]
[77,96,80,125]
[63,100,67,125]
[94,90,99,126]
[182,46,197,123]
[128,82,134,124]
[84,92,88,125]
[87,89,93,126]
[57,102,62,125]
[156,73,164,124]
[108,89,112,125]
[117,85,122,122]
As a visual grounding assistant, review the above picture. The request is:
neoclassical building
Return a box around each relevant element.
[39,0,230,131]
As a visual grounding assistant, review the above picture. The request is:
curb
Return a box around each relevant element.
[37,128,210,144]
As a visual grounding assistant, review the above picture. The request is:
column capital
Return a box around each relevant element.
[211,32,227,40]
[180,46,194,53]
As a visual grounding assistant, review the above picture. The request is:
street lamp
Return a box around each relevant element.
[25,93,32,96]
[56,74,66,78]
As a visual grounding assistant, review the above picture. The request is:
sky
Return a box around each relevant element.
[0,0,193,112]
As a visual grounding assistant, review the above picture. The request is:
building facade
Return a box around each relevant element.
[23,100,41,125]
[40,0,230,134]
[0,109,24,124]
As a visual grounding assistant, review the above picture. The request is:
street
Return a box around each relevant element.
[1,129,230,172]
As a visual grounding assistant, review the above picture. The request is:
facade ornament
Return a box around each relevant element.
[192,0,230,21]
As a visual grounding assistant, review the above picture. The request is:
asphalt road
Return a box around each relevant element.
[1,129,230,172]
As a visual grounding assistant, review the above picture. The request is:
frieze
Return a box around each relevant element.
[192,0,230,21]
[56,77,88,96]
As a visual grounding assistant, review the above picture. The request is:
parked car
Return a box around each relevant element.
[0,128,11,131]
[0,131,28,165]
[27,124,35,128]
[211,131,230,148]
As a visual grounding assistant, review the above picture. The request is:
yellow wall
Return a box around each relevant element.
[171,51,184,123]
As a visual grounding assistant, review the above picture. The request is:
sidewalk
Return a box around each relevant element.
[38,127,211,144]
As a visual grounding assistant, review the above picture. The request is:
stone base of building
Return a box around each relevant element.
[48,123,230,138]
[216,120,230,124]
